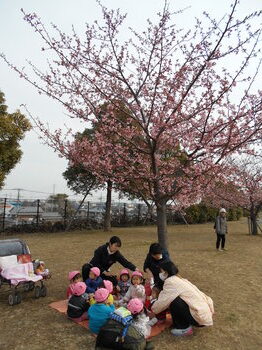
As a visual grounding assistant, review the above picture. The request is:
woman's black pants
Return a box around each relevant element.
[216,234,225,249]
[169,296,199,329]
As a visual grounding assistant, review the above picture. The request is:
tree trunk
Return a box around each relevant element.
[250,205,258,235]
[104,180,112,231]
[156,200,168,250]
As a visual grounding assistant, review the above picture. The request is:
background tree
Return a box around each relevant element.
[2,1,262,249]
[0,90,31,189]
[205,158,262,235]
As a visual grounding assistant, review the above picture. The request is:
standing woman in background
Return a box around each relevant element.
[214,208,228,251]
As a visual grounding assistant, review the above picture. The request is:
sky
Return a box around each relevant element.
[0,0,261,202]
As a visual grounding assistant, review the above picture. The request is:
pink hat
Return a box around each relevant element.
[90,267,100,277]
[72,282,86,296]
[131,271,143,279]
[127,298,144,314]
[68,270,80,281]
[103,280,113,293]
[120,269,129,277]
[95,288,109,302]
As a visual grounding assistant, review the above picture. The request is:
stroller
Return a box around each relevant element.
[0,238,50,305]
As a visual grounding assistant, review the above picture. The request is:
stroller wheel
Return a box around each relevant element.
[34,285,41,299]
[15,292,22,304]
[29,281,35,291]
[40,285,47,297]
[24,283,30,292]
[8,293,16,306]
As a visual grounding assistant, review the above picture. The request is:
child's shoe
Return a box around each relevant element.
[171,326,193,336]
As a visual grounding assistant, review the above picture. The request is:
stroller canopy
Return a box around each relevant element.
[0,239,30,257]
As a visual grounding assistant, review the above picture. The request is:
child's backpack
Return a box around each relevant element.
[95,308,154,350]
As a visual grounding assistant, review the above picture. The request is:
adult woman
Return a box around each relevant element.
[143,243,170,289]
[82,236,137,286]
[151,261,214,336]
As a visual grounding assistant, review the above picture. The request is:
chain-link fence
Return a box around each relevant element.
[0,197,159,234]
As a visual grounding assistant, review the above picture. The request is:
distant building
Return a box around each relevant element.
[9,206,44,223]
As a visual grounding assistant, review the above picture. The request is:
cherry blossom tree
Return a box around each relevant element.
[205,157,262,235]
[1,1,262,248]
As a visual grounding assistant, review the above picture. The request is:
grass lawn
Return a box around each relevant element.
[0,218,261,350]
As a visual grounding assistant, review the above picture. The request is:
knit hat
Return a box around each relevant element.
[120,269,129,277]
[103,280,113,293]
[95,288,109,302]
[90,267,100,277]
[219,208,226,213]
[131,271,143,279]
[72,282,86,296]
[68,270,80,281]
[127,298,144,314]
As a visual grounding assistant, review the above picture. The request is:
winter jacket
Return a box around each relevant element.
[215,216,228,235]
[88,303,115,334]
[143,249,170,288]
[118,280,131,297]
[152,275,214,326]
[89,243,136,273]
[132,313,151,338]
[123,284,146,304]
[67,294,89,318]
[85,276,103,293]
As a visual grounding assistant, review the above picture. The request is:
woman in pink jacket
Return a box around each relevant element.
[151,261,214,337]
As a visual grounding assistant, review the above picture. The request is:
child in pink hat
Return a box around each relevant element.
[88,288,115,335]
[127,298,151,338]
[85,267,103,295]
[117,268,131,297]
[67,282,89,322]
[120,271,145,306]
[89,279,114,306]
[66,270,82,299]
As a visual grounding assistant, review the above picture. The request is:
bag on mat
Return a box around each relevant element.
[95,319,154,350]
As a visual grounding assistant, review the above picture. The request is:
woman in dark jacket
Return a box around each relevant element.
[82,236,137,286]
[143,243,170,289]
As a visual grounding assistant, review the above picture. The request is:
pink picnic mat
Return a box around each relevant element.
[49,299,172,337]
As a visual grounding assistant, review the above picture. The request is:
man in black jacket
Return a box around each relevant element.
[82,236,136,286]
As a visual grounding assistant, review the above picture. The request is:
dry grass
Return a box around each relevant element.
[0,218,262,350]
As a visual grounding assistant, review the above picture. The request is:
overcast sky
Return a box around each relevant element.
[0,0,261,202]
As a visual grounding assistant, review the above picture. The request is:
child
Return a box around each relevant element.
[34,260,49,277]
[121,271,145,306]
[117,268,131,297]
[89,279,114,306]
[67,270,82,299]
[88,288,115,335]
[85,267,103,294]
[103,280,114,305]
[127,298,151,338]
[67,282,90,322]
[147,285,167,326]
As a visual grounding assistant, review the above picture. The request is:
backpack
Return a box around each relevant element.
[95,319,154,350]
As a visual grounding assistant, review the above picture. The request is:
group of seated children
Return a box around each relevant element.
[66,266,165,339]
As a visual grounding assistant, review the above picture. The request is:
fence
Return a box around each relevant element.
[0,197,158,234]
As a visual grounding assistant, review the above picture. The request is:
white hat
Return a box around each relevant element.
[219,208,226,213]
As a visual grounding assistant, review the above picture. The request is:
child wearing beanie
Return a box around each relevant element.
[117,268,131,297]
[88,288,115,335]
[120,271,145,306]
[67,282,90,322]
[85,267,103,294]
[127,298,151,338]
[67,270,82,299]
[89,279,114,306]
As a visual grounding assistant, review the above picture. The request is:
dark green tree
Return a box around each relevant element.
[0,91,31,188]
